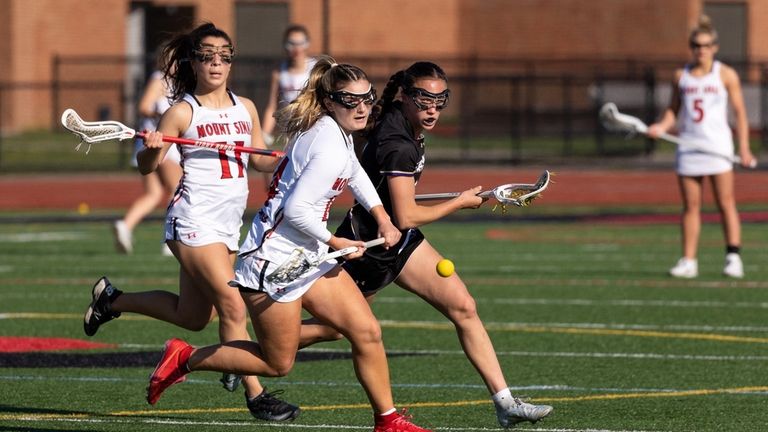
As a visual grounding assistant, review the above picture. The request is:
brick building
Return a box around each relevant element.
[1,0,766,134]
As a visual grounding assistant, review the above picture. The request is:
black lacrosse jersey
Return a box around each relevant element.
[335,102,426,264]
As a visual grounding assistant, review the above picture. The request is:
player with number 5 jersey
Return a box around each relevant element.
[648,15,756,279]
[82,22,301,422]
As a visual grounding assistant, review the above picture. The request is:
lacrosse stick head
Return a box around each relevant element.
[61,109,136,153]
[491,170,551,213]
[599,102,648,135]
[265,248,315,285]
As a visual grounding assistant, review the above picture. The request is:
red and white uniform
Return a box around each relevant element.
[277,58,317,109]
[676,61,734,176]
[164,91,253,251]
[234,115,381,302]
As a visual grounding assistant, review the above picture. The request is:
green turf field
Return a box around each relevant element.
[1,217,767,431]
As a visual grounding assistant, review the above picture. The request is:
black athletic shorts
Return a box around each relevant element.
[334,212,424,294]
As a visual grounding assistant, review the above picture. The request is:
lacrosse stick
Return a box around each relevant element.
[415,170,551,213]
[266,238,386,284]
[599,103,756,168]
[60,108,285,158]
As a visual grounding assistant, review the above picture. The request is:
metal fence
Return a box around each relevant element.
[1,55,767,171]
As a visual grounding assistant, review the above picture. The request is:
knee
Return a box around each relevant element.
[181,316,213,332]
[264,356,295,377]
[447,295,479,323]
[348,319,383,345]
[216,299,248,326]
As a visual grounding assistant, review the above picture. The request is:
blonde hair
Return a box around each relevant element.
[274,55,370,138]
[689,14,718,45]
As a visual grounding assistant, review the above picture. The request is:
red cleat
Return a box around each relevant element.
[374,409,432,432]
[146,338,193,405]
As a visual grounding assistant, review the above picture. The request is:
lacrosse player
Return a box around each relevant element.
[300,62,551,428]
[82,22,300,421]
[113,51,182,256]
[647,15,756,278]
[146,56,433,432]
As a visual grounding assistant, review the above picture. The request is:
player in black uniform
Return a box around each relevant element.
[333,62,553,428]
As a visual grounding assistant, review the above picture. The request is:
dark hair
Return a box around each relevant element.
[160,22,234,102]
[275,55,370,137]
[369,62,448,125]
[283,24,310,42]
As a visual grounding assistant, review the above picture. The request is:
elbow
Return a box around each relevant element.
[393,214,417,230]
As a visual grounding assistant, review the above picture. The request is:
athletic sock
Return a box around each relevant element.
[375,408,398,424]
[492,387,515,409]
[726,245,741,255]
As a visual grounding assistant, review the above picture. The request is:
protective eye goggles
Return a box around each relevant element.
[328,87,377,109]
[404,87,450,111]
[193,44,235,64]
[284,40,309,50]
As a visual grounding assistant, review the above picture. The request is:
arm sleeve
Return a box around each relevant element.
[347,156,382,211]
[282,136,346,243]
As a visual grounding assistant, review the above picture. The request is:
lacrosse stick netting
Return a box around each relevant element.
[266,238,386,284]
[61,109,136,153]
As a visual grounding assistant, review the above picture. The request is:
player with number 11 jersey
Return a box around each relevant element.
[166,91,253,251]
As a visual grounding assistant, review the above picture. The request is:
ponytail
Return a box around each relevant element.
[275,55,370,138]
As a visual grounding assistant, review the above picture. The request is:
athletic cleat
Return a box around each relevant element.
[374,409,432,432]
[669,257,698,278]
[496,398,553,428]
[220,373,242,392]
[113,220,133,254]
[84,276,123,336]
[246,388,301,421]
[146,338,193,405]
[723,253,744,278]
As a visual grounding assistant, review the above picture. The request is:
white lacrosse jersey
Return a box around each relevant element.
[166,91,253,240]
[676,61,734,175]
[277,58,317,109]
[238,115,381,267]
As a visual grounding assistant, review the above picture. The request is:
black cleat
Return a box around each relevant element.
[84,276,123,336]
[246,388,301,422]
[220,373,242,392]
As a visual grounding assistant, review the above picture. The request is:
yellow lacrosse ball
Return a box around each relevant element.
[436,259,455,278]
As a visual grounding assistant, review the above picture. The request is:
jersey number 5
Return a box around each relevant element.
[692,98,705,123]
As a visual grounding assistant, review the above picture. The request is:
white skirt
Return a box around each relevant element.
[232,253,338,303]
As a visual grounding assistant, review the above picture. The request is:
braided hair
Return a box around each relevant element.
[368,61,448,129]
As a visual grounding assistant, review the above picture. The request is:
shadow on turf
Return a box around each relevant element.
[0,350,427,368]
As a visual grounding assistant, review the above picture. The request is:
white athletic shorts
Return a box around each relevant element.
[164,216,240,252]
[676,149,733,176]
[231,253,338,303]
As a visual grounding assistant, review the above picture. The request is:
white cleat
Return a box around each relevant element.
[496,398,553,428]
[113,220,133,254]
[669,257,698,278]
[723,253,744,278]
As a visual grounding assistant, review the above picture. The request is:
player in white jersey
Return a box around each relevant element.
[82,23,300,422]
[113,65,182,255]
[648,15,756,279]
[146,56,433,432]
[261,24,315,146]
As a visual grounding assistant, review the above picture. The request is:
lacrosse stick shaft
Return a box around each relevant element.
[657,132,747,165]
[324,238,386,261]
[134,131,285,158]
[415,189,511,201]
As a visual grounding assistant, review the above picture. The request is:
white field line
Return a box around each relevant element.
[376,296,768,309]
[3,373,768,397]
[4,312,768,334]
[0,415,665,432]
